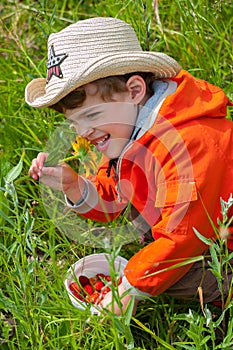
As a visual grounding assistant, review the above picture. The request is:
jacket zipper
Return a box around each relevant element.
[115,141,134,202]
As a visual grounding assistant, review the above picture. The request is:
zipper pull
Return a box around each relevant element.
[115,184,122,202]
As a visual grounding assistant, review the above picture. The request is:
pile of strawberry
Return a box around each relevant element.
[69,273,122,305]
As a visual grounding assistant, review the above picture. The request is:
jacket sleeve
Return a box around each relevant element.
[72,159,128,222]
[123,181,213,296]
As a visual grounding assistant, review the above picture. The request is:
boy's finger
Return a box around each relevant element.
[29,162,39,179]
[41,165,62,178]
[29,167,39,180]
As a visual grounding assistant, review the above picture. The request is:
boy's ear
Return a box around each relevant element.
[126,75,147,104]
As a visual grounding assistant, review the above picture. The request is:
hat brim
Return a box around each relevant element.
[25,52,181,108]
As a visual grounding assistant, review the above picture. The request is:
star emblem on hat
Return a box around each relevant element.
[46,45,68,83]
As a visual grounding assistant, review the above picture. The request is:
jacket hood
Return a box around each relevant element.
[158,69,232,126]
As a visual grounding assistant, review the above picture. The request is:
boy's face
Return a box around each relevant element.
[65,83,139,159]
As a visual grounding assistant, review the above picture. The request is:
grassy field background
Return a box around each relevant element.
[1,0,233,349]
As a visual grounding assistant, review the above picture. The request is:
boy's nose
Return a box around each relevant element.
[80,127,94,138]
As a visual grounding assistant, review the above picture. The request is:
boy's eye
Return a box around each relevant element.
[86,111,102,118]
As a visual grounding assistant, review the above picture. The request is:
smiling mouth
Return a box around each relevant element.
[92,134,110,146]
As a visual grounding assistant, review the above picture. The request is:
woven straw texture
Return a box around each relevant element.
[25,17,181,108]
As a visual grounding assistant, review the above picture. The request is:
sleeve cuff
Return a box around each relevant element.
[64,177,98,214]
[122,275,152,300]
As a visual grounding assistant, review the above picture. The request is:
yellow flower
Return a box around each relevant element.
[82,151,98,177]
[71,136,91,157]
[71,136,98,177]
[59,136,99,176]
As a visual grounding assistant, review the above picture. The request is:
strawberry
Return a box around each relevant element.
[94,281,104,291]
[69,282,81,293]
[118,276,123,285]
[86,291,101,304]
[69,272,122,306]
[73,291,84,301]
[83,284,93,295]
[101,286,111,294]
[69,282,84,300]
[89,276,98,285]
[79,275,89,286]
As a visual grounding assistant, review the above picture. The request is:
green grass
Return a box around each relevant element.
[1,0,233,348]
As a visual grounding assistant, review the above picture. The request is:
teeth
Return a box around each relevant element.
[96,135,108,145]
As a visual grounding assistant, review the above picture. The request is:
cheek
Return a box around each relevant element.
[124,103,138,117]
[120,104,138,131]
[110,125,135,142]
[109,103,138,122]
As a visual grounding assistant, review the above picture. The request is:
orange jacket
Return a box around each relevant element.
[82,70,233,296]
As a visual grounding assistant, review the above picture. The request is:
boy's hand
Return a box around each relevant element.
[98,283,138,316]
[29,152,83,201]
[29,152,49,180]
[39,163,79,193]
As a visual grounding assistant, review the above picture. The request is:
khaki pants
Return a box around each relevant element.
[165,250,233,303]
[128,206,233,303]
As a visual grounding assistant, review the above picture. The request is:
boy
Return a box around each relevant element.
[27,17,233,315]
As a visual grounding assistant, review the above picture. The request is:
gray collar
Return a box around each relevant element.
[130,80,169,140]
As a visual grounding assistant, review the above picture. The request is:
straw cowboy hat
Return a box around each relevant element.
[25,17,181,108]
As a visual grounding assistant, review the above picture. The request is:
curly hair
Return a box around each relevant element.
[50,72,156,113]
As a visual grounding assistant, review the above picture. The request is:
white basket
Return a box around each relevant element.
[64,253,128,313]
